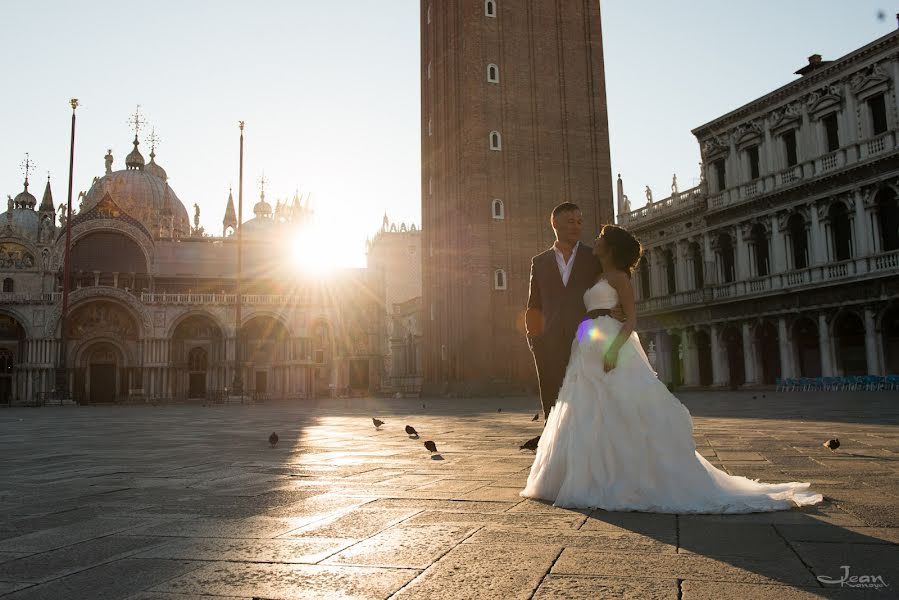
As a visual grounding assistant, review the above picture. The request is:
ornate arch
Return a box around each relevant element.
[240,310,293,337]
[53,220,155,275]
[72,335,135,368]
[45,287,151,338]
[0,307,33,339]
[167,309,228,339]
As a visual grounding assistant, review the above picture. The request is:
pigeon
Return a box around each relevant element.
[752,396,757,400]
[422,403,426,409]
[405,425,419,437]
[424,440,438,453]
[372,418,385,429]
[269,432,279,447]
[532,413,539,421]
[823,438,840,451]
[520,436,540,451]
[497,408,502,413]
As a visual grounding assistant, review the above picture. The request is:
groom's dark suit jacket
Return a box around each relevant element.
[526,243,601,418]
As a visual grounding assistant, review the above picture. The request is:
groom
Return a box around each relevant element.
[526,202,624,419]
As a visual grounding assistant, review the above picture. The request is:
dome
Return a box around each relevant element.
[81,167,190,237]
[0,207,40,240]
[125,136,145,170]
[253,195,272,217]
[144,151,167,181]
[13,182,36,210]
[240,215,277,238]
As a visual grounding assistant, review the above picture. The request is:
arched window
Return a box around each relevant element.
[2,278,12,293]
[875,188,899,252]
[492,199,504,219]
[717,233,735,283]
[487,63,499,83]
[750,223,770,276]
[638,255,651,298]
[428,118,432,136]
[663,249,676,294]
[690,242,704,289]
[489,131,502,151]
[494,269,507,290]
[187,347,208,372]
[0,349,13,374]
[787,213,809,269]
[829,202,853,261]
[485,0,496,17]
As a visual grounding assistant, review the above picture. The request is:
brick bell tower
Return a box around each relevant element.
[420,0,614,395]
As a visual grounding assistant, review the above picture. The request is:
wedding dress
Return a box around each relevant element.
[521,279,823,513]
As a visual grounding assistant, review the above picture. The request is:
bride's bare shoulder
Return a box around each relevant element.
[604,270,632,288]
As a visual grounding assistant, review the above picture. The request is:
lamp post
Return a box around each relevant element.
[56,98,78,401]
[231,121,245,397]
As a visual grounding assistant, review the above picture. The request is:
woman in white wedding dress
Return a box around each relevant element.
[521,225,823,514]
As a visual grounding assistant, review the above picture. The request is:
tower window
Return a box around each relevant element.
[492,199,504,219]
[782,129,798,167]
[428,118,432,136]
[427,61,431,80]
[822,113,840,152]
[869,94,888,136]
[487,64,499,83]
[2,278,12,293]
[746,145,760,180]
[489,131,502,151]
[485,0,496,17]
[494,269,506,290]
[427,4,431,24]
[713,158,727,193]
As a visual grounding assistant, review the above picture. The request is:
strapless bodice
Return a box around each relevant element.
[584,279,618,311]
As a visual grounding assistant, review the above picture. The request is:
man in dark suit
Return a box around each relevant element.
[526,202,624,419]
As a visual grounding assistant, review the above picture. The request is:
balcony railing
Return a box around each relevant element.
[140,292,311,306]
[620,185,704,225]
[0,292,60,304]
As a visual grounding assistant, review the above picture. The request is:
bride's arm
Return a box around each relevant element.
[603,271,638,371]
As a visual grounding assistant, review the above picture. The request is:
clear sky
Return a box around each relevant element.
[1,1,893,266]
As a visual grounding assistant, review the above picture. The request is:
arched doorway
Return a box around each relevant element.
[787,213,809,269]
[0,314,24,404]
[792,317,821,377]
[829,202,853,261]
[172,314,223,400]
[880,306,899,374]
[754,321,781,384]
[67,301,139,403]
[721,325,745,388]
[833,311,867,375]
[695,329,713,386]
[187,347,208,398]
[241,315,290,398]
[750,224,770,277]
[876,188,899,252]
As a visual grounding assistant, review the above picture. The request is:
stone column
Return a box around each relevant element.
[777,317,793,379]
[864,307,880,375]
[709,324,726,386]
[809,203,825,265]
[683,329,700,386]
[735,226,750,280]
[741,322,757,385]
[770,214,786,273]
[703,232,715,285]
[853,190,869,259]
[817,313,834,376]
[674,242,687,294]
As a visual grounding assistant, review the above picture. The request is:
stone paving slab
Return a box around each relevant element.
[0,392,896,598]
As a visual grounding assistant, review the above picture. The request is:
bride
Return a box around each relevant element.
[521,224,823,514]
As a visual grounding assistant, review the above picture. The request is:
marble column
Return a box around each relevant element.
[777,317,793,379]
[809,204,825,265]
[709,324,726,386]
[817,313,834,377]
[683,329,700,386]
[741,322,757,385]
[735,226,750,281]
[853,190,869,259]
[864,308,880,376]
[771,214,786,273]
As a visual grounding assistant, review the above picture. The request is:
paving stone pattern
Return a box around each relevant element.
[0,391,897,599]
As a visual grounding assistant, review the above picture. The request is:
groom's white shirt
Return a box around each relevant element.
[553,241,580,287]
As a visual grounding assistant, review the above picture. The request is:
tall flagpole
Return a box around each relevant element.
[56,98,79,401]
[232,121,245,397]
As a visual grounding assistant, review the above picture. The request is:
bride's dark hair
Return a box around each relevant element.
[598,224,643,275]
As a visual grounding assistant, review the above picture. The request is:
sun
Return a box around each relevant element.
[289,229,332,273]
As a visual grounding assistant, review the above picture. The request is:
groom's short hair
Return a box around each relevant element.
[551,202,580,218]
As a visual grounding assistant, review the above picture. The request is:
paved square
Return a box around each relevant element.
[0,392,897,599]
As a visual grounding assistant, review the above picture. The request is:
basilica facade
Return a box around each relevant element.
[622,30,899,388]
[0,134,385,404]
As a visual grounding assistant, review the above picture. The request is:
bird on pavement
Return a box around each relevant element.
[269,432,279,447]
[532,413,539,421]
[405,425,419,437]
[497,408,502,413]
[823,438,840,451]
[520,436,540,451]
[424,440,438,453]
[372,418,385,429]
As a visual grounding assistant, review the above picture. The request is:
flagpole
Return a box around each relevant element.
[232,121,245,398]
[56,98,79,402]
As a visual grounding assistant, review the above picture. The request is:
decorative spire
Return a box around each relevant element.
[39,174,54,213]
[125,135,145,170]
[223,187,237,234]
[14,153,37,209]
[144,128,167,180]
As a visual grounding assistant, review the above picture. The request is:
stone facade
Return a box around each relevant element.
[620,31,899,388]
[0,136,385,404]
[420,0,614,395]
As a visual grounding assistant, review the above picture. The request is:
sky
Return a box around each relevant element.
[1,1,893,267]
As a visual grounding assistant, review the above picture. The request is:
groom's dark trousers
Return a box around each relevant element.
[526,244,600,419]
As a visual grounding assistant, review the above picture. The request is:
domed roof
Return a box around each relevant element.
[82,147,190,237]
[125,136,145,170]
[144,151,167,181]
[253,191,272,217]
[13,181,36,210]
[0,206,40,240]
